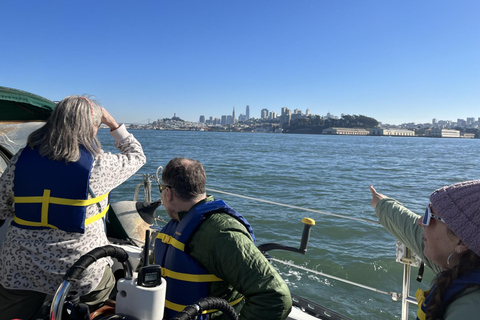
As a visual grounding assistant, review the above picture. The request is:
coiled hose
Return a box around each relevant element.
[171,297,239,320]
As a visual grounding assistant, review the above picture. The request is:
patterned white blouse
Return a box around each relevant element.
[0,124,146,295]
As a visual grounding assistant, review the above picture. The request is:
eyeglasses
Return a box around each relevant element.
[422,203,445,226]
[159,184,172,192]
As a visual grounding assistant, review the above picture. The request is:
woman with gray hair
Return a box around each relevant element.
[0,95,146,319]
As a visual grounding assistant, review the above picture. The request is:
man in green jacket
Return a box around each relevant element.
[154,157,292,320]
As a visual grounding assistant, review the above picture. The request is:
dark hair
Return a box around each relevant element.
[162,157,206,201]
[427,250,480,320]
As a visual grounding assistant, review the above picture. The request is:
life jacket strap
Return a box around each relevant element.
[14,190,109,206]
[156,232,186,251]
[415,288,427,320]
[85,204,110,226]
[13,190,109,229]
[162,267,223,282]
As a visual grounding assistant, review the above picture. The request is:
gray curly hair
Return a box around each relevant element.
[27,95,103,162]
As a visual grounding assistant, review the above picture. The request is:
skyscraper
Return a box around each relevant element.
[246,105,250,120]
[280,107,292,127]
[232,106,236,124]
[261,108,268,119]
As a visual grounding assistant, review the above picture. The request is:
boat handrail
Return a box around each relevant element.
[270,257,400,299]
[271,256,419,320]
[206,188,381,225]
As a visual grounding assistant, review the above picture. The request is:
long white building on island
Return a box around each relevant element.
[322,127,369,135]
[425,128,460,138]
[370,128,415,136]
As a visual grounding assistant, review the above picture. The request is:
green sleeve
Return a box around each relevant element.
[444,287,480,319]
[189,213,292,320]
[375,198,442,274]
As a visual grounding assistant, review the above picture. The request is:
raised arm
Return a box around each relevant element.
[90,108,146,196]
[369,185,441,273]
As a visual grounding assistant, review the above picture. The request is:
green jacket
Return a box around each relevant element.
[375,198,480,319]
[178,196,292,320]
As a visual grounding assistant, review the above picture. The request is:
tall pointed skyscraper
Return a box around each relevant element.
[232,106,236,124]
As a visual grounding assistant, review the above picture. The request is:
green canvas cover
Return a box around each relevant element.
[0,86,55,121]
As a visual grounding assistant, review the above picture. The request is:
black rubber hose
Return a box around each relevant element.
[95,314,139,320]
[64,245,129,281]
[171,297,239,320]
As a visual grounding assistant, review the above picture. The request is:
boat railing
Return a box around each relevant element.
[133,166,163,203]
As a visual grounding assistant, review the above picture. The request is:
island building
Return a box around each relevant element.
[370,128,415,136]
[425,128,460,138]
[322,127,369,135]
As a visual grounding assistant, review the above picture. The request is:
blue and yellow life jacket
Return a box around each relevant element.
[12,146,109,233]
[154,199,255,320]
[416,268,480,320]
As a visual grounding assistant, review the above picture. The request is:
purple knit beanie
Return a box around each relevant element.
[429,179,480,257]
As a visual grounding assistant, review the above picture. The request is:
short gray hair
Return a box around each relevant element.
[27,95,103,162]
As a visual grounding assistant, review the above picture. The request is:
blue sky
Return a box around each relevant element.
[2,0,479,125]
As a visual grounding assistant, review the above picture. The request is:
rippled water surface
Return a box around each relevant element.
[99,130,480,319]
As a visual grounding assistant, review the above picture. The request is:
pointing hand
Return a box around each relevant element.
[369,185,386,209]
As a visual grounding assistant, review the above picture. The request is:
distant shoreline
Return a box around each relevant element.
[116,127,478,139]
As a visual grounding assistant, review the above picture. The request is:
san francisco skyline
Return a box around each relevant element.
[1,1,479,126]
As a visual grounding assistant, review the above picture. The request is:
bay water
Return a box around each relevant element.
[98,130,480,319]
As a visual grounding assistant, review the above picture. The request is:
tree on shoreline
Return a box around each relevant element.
[284,114,379,133]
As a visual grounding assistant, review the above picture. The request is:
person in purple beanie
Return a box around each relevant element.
[370,180,480,320]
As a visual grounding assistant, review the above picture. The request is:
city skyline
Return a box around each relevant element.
[1,1,479,126]
[144,109,480,138]
[191,104,480,127]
